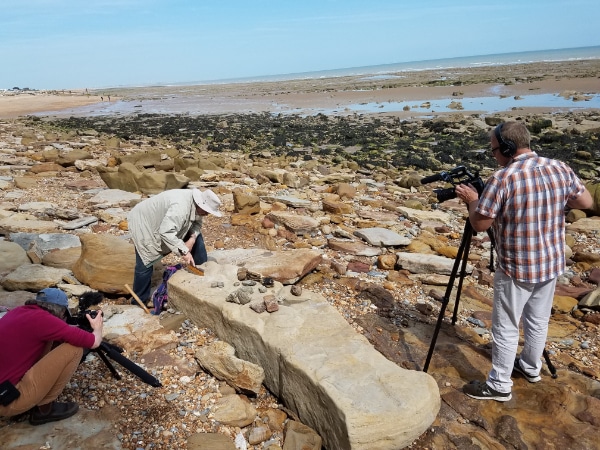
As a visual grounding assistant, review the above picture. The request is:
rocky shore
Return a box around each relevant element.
[1,60,600,449]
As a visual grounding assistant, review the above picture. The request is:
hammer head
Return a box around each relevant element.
[186,265,204,276]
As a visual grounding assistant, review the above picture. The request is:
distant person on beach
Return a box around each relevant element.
[127,188,222,306]
[0,288,104,425]
[455,121,593,402]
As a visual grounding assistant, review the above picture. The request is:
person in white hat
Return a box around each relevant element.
[127,188,222,306]
[0,288,104,425]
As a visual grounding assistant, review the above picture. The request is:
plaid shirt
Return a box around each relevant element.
[476,152,586,283]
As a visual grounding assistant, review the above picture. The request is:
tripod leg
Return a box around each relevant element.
[424,221,473,372]
[451,230,473,325]
[99,342,162,387]
[95,348,122,380]
[543,349,558,379]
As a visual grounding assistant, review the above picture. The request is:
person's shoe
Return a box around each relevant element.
[129,298,153,308]
[513,358,541,383]
[463,380,512,402]
[29,401,79,425]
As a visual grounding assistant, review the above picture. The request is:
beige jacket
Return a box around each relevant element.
[128,189,202,267]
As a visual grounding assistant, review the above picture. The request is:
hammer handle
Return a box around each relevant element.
[124,284,151,314]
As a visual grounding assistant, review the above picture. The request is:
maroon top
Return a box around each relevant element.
[0,305,95,384]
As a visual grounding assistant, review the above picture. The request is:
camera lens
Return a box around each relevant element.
[434,188,457,202]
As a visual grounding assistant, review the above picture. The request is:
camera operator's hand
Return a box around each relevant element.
[455,183,479,205]
[86,310,104,349]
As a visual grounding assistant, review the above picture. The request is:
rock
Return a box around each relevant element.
[336,182,357,200]
[567,217,600,234]
[187,433,236,450]
[354,227,411,246]
[212,395,257,427]
[0,290,36,310]
[579,287,600,310]
[169,262,440,450]
[0,240,31,272]
[10,232,81,255]
[87,188,142,207]
[397,206,451,225]
[322,199,354,214]
[97,163,188,194]
[260,195,312,208]
[553,295,578,314]
[265,211,320,234]
[327,239,382,256]
[0,408,121,449]
[210,248,323,285]
[233,189,261,215]
[0,213,59,233]
[396,252,473,275]
[72,234,135,294]
[42,246,82,270]
[283,420,322,450]
[1,264,71,291]
[195,341,265,395]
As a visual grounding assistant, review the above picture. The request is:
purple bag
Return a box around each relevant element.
[151,264,182,315]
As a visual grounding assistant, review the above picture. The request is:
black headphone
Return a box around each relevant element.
[494,123,517,157]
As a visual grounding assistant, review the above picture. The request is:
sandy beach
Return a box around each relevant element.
[1,59,599,119]
[0,90,104,119]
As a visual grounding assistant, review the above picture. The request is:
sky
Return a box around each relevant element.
[1,0,599,90]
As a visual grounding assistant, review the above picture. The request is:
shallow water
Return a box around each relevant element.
[33,92,600,118]
[306,93,600,115]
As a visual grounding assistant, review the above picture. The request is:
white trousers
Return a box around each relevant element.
[487,270,556,393]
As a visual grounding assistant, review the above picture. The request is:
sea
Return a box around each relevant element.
[182,45,600,86]
[35,45,600,117]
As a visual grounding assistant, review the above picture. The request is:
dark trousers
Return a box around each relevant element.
[132,233,207,302]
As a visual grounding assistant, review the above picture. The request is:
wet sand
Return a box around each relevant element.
[1,59,599,119]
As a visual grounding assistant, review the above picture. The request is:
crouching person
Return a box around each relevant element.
[0,288,103,425]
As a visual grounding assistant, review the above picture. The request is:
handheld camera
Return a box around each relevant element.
[421,165,485,202]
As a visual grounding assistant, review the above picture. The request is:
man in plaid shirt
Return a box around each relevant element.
[455,121,593,401]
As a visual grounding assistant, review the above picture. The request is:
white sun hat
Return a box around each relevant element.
[192,188,222,217]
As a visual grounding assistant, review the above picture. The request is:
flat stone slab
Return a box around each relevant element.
[0,407,121,449]
[10,232,81,253]
[354,227,411,246]
[396,206,451,225]
[209,248,323,284]
[260,195,312,208]
[396,251,473,275]
[169,261,440,450]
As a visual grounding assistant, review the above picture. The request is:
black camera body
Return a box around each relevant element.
[421,165,485,202]
[67,292,104,331]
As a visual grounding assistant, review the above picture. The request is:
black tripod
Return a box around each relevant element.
[422,220,557,379]
[89,341,162,387]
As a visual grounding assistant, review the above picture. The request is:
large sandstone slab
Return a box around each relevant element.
[168,261,440,450]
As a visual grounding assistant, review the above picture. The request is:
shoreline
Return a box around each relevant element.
[1,59,599,119]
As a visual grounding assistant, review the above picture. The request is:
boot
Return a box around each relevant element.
[29,401,79,425]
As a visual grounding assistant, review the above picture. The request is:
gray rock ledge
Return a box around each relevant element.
[169,261,440,450]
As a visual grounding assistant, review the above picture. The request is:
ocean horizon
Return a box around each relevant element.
[159,45,600,89]
[26,45,600,118]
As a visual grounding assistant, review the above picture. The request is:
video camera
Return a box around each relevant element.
[421,165,485,202]
[67,291,104,331]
